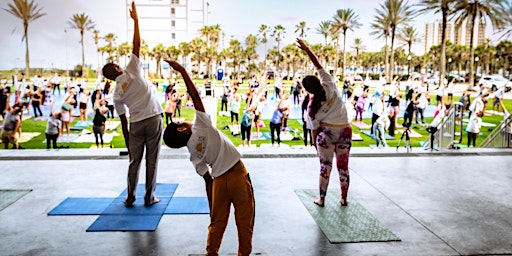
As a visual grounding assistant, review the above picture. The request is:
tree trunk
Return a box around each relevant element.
[384,35,389,81]
[390,26,396,83]
[468,16,476,90]
[24,21,30,77]
[342,30,347,81]
[81,31,85,80]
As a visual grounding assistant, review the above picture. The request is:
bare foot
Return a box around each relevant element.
[144,197,160,206]
[314,199,324,207]
[124,196,135,207]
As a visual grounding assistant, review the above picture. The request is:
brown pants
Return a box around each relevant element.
[206,160,255,256]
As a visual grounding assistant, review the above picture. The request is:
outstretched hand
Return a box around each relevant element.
[129,1,138,20]
[164,59,184,72]
[296,38,308,51]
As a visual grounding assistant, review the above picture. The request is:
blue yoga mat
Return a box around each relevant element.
[87,214,163,232]
[86,183,178,232]
[165,197,210,214]
[118,183,178,198]
[48,197,115,215]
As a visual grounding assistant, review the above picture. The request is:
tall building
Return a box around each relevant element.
[424,20,486,53]
[125,0,207,48]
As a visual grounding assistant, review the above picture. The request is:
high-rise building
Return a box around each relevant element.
[125,0,207,48]
[424,20,486,53]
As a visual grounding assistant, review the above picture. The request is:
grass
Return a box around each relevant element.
[7,78,512,150]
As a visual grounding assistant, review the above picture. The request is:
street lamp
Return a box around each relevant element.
[475,56,480,76]
[407,55,412,76]
[448,57,452,74]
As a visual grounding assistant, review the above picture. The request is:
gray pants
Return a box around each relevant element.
[127,114,163,204]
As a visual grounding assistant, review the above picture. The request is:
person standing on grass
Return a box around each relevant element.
[101,1,163,207]
[1,98,21,149]
[163,59,255,256]
[92,100,108,148]
[297,38,352,207]
[45,102,62,150]
[466,111,483,148]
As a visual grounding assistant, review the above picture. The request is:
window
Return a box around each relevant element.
[171,7,175,15]
[171,0,179,4]
[171,20,176,27]
[171,33,176,39]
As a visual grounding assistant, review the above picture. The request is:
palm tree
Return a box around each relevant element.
[451,0,506,90]
[417,0,456,87]
[92,29,101,73]
[351,38,365,70]
[332,8,362,79]
[398,25,421,75]
[4,0,46,76]
[271,25,286,72]
[178,41,191,69]
[371,10,391,79]
[150,44,165,78]
[294,21,309,39]
[69,13,96,79]
[377,0,414,82]
[258,24,270,69]
[315,21,332,45]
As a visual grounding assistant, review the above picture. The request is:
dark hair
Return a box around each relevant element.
[302,75,326,120]
[102,63,119,81]
[163,123,189,148]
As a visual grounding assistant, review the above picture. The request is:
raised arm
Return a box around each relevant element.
[165,60,205,112]
[296,38,322,70]
[130,1,140,57]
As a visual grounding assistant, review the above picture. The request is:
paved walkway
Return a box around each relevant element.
[1,147,512,256]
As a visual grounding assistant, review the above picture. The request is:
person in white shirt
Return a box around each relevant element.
[297,38,352,207]
[493,86,511,113]
[101,1,163,207]
[163,59,255,256]
[51,73,61,96]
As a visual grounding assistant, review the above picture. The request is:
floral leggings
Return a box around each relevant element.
[316,125,352,201]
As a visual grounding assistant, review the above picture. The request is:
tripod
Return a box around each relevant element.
[396,123,412,153]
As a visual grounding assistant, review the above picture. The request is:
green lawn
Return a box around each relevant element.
[8,79,512,149]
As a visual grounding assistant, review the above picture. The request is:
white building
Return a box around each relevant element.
[424,20,487,53]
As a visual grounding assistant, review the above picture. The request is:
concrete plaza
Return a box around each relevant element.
[1,147,512,256]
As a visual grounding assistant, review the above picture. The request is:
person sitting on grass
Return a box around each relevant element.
[162,59,255,256]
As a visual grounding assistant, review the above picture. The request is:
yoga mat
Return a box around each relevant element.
[396,128,423,138]
[86,183,178,232]
[18,132,41,143]
[48,198,115,215]
[165,197,210,214]
[462,119,497,127]
[262,132,295,141]
[352,133,363,141]
[361,130,395,140]
[87,214,163,232]
[295,189,401,243]
[0,189,32,212]
[352,121,371,129]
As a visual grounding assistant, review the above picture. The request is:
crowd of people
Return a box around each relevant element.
[0,69,114,149]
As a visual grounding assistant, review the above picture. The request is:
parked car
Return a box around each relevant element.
[478,75,509,91]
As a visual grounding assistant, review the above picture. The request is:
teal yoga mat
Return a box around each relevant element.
[295,189,401,243]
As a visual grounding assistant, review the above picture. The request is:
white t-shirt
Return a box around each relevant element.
[466,115,482,133]
[306,68,349,130]
[113,55,163,123]
[187,110,241,178]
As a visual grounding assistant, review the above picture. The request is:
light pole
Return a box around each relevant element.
[448,58,452,75]
[65,29,68,74]
[407,55,412,76]
[475,56,480,77]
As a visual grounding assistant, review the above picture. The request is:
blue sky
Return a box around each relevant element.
[0,0,507,71]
